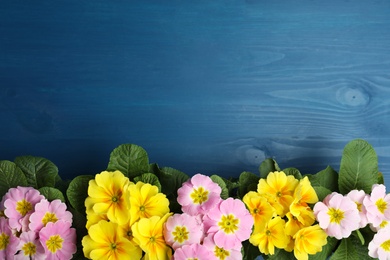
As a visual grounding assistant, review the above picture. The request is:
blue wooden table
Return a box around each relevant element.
[1,1,390,184]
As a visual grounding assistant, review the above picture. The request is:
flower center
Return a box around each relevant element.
[149,236,156,243]
[16,199,33,217]
[22,242,37,256]
[46,234,63,253]
[218,214,239,234]
[172,226,189,243]
[112,196,119,203]
[355,202,362,212]
[190,187,209,204]
[110,242,117,250]
[0,233,10,250]
[140,205,145,212]
[214,246,230,260]
[380,220,388,229]
[42,212,59,226]
[266,230,271,236]
[276,191,282,197]
[328,208,344,224]
[376,198,387,214]
[381,239,390,252]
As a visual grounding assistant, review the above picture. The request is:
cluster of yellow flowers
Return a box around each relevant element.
[243,171,328,260]
[81,170,173,260]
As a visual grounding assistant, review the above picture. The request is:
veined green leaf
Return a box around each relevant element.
[107,144,149,179]
[38,187,65,202]
[14,156,58,189]
[134,173,162,192]
[238,171,259,198]
[259,158,280,179]
[283,167,302,180]
[338,139,378,194]
[307,166,339,192]
[0,160,27,198]
[329,235,371,260]
[66,175,95,215]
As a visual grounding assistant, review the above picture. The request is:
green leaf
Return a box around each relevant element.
[107,144,149,179]
[66,175,95,215]
[157,167,190,213]
[14,156,58,189]
[313,186,333,201]
[306,166,339,192]
[38,187,65,202]
[0,160,27,198]
[242,240,261,260]
[259,158,280,179]
[264,248,296,260]
[378,171,385,185]
[329,235,371,260]
[338,139,378,194]
[238,171,259,198]
[283,167,302,180]
[134,173,162,192]
[210,175,229,199]
[309,236,338,260]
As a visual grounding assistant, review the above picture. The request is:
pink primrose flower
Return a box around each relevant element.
[29,199,73,232]
[346,189,368,228]
[203,236,242,260]
[39,220,77,260]
[364,184,390,227]
[314,192,360,239]
[177,174,222,215]
[14,230,45,260]
[203,198,254,250]
[173,243,215,260]
[163,213,204,250]
[368,224,390,259]
[0,217,19,259]
[3,186,44,231]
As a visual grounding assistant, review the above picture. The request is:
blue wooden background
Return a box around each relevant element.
[1,1,390,184]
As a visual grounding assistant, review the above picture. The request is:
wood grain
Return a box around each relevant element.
[1,1,390,185]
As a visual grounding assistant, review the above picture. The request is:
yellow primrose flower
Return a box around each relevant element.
[243,191,275,233]
[132,213,173,260]
[118,216,143,257]
[249,216,290,255]
[85,170,131,225]
[128,181,170,222]
[85,211,109,229]
[293,224,327,260]
[257,171,299,217]
[82,220,142,260]
[285,212,313,237]
[292,176,318,205]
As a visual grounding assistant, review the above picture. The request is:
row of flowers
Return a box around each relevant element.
[0,139,389,259]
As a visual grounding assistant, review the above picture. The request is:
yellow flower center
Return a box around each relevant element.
[218,214,239,234]
[276,191,282,197]
[190,187,209,204]
[46,235,63,253]
[16,199,33,216]
[42,212,58,226]
[328,208,344,224]
[380,220,388,228]
[214,246,230,259]
[140,205,145,212]
[110,242,117,250]
[112,196,119,203]
[172,226,189,243]
[0,233,10,250]
[381,239,390,252]
[266,230,271,236]
[376,198,387,214]
[22,242,36,256]
[355,202,362,212]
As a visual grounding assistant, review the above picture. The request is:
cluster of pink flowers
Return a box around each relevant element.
[0,186,76,259]
[313,184,390,260]
[163,174,254,260]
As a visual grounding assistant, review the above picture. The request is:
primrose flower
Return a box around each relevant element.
[29,199,73,232]
[0,217,19,259]
[347,189,368,228]
[128,181,170,222]
[203,198,253,250]
[257,171,299,217]
[314,192,360,239]
[3,186,44,231]
[368,224,390,259]
[39,220,76,260]
[14,230,45,260]
[293,224,328,260]
[85,170,131,225]
[203,236,242,260]
[85,211,109,229]
[290,177,318,224]
[177,174,222,216]
[249,216,290,255]
[82,220,142,260]
[173,243,215,260]
[364,184,390,227]
[132,213,173,260]
[118,216,142,257]
[163,213,204,250]
[243,191,275,233]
